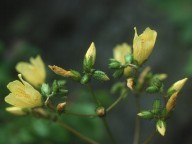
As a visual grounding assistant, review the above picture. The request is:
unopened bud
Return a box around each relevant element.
[41,83,51,96]
[156,120,166,136]
[83,42,96,72]
[127,78,134,91]
[137,111,153,119]
[80,74,90,84]
[96,107,106,117]
[49,65,73,77]
[112,69,124,78]
[57,102,67,113]
[93,70,110,81]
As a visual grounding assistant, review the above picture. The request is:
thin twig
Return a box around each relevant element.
[64,111,97,117]
[143,130,157,144]
[57,120,99,144]
[106,94,124,112]
[133,96,141,144]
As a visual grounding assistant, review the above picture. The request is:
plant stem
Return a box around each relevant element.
[143,130,157,144]
[102,118,117,144]
[65,111,97,117]
[33,108,98,144]
[88,83,101,106]
[133,96,141,144]
[87,83,116,144]
[57,120,99,144]
[106,94,124,112]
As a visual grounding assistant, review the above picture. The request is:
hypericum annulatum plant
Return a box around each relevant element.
[4,27,188,144]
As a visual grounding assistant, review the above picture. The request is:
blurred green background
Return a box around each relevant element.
[1,0,192,143]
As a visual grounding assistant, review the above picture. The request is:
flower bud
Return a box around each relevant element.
[49,65,74,77]
[167,78,188,95]
[152,100,161,114]
[127,78,134,91]
[137,111,153,119]
[41,83,51,96]
[133,27,157,66]
[112,69,124,78]
[84,42,96,71]
[80,74,90,84]
[96,107,106,117]
[166,92,178,113]
[108,59,121,69]
[93,70,110,81]
[57,102,67,113]
[156,120,166,136]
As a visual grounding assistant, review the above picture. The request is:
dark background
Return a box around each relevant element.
[1,0,192,144]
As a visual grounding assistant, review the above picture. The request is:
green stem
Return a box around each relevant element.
[143,130,157,144]
[87,83,101,106]
[87,83,116,144]
[33,108,98,144]
[102,118,117,144]
[133,96,141,144]
[57,120,99,144]
[65,111,97,117]
[106,94,124,112]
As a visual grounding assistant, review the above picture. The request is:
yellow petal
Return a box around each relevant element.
[6,106,26,115]
[4,74,43,108]
[133,27,157,66]
[113,43,132,76]
[16,55,46,87]
[113,43,132,64]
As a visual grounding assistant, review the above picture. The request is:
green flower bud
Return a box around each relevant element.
[124,53,133,64]
[41,83,51,96]
[152,100,161,114]
[108,60,121,69]
[156,120,166,136]
[93,70,110,81]
[52,80,58,93]
[112,68,124,78]
[59,89,68,95]
[57,80,66,87]
[80,74,90,84]
[137,111,154,119]
[83,42,96,72]
[146,86,159,93]
[110,82,124,94]
[70,70,81,81]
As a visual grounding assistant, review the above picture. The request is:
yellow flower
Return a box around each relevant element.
[113,43,132,76]
[16,55,46,87]
[5,74,43,111]
[6,107,26,115]
[166,78,188,112]
[133,27,157,66]
[85,42,96,66]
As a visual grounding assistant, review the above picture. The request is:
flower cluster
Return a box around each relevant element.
[3,27,189,144]
[5,56,45,115]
